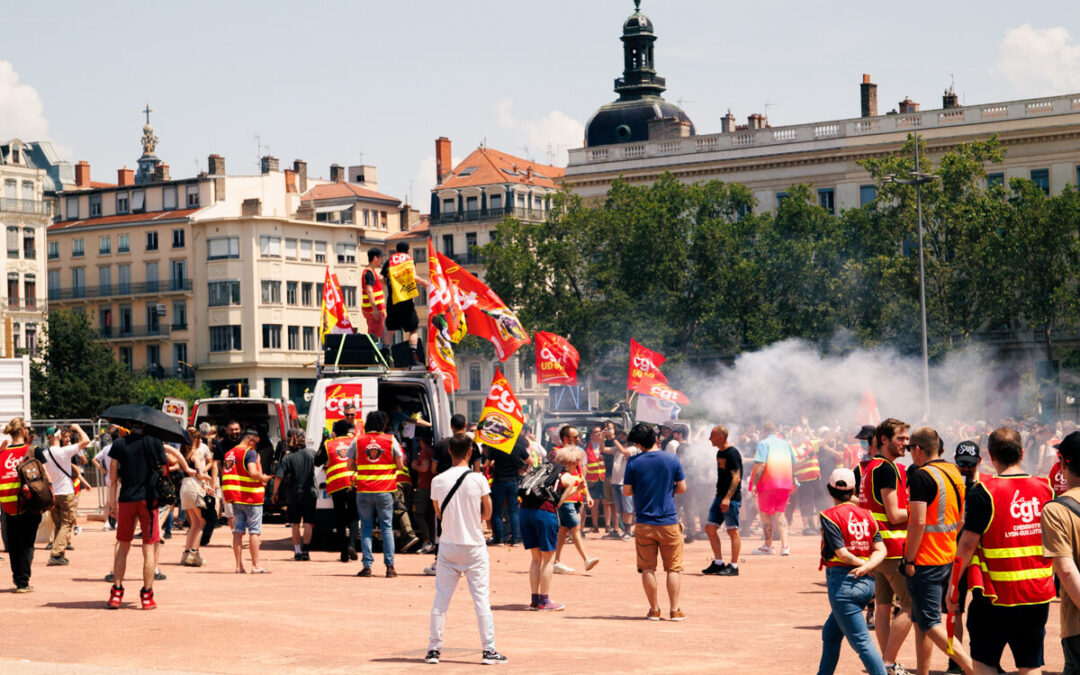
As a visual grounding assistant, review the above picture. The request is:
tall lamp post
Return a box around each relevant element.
[884,133,938,419]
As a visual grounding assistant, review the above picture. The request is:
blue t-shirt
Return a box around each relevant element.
[624,450,685,525]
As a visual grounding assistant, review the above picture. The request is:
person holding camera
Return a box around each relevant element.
[41,423,91,566]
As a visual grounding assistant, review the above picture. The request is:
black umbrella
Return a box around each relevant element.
[101,404,191,445]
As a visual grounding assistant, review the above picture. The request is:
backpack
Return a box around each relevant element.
[518,462,561,505]
[17,455,54,514]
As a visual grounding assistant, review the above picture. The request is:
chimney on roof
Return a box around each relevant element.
[899,97,919,114]
[75,161,90,188]
[260,155,279,174]
[117,167,134,187]
[208,154,225,176]
[747,114,767,130]
[721,109,736,134]
[435,137,452,185]
[942,87,959,109]
[153,163,170,182]
[293,159,308,192]
[330,164,344,183]
[349,165,378,190]
[860,74,878,118]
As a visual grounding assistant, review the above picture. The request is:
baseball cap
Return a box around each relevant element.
[855,425,876,441]
[954,440,980,466]
[828,467,857,490]
[198,422,211,436]
[45,425,58,437]
[1055,431,1080,460]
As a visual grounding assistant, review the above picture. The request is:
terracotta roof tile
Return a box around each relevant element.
[301,182,400,204]
[48,208,200,231]
[434,147,564,191]
[89,181,117,189]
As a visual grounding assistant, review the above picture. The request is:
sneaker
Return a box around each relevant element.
[552,562,575,575]
[780,545,791,556]
[154,571,167,581]
[481,650,507,665]
[140,587,157,610]
[401,536,421,553]
[74,525,82,536]
[300,551,310,561]
[386,566,398,578]
[420,542,436,554]
[348,547,358,561]
[425,650,440,664]
[684,533,695,544]
[670,609,687,621]
[537,598,565,611]
[293,552,304,561]
[702,561,727,575]
[887,663,913,675]
[107,585,124,609]
[802,526,819,536]
[193,550,206,567]
[103,522,116,531]
[162,531,171,539]
[529,599,539,611]
[584,557,600,571]
[66,543,74,550]
[181,550,198,567]
[47,555,69,566]
[357,567,372,577]
[15,585,33,594]
[424,562,437,576]
[718,565,740,576]
[340,552,349,563]
[944,661,962,674]
[621,532,633,541]
[602,530,622,540]
[646,608,662,621]
[753,545,775,555]
[485,537,501,546]
[104,572,114,583]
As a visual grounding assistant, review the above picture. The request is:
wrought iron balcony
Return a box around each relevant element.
[47,278,192,301]
[0,198,50,215]
[429,206,548,226]
[100,325,172,340]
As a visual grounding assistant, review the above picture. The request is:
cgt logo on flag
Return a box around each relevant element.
[535,331,579,385]
[627,338,667,391]
[476,369,524,454]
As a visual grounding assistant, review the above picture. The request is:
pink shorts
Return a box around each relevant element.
[757,488,791,515]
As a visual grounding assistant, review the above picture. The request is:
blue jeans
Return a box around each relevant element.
[356,492,395,568]
[819,566,887,675]
[490,479,521,543]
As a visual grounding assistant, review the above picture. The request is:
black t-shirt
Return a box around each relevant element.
[213,436,241,463]
[275,449,317,504]
[715,446,743,502]
[963,480,994,535]
[433,437,481,474]
[908,459,953,504]
[111,433,167,503]
[488,442,530,481]
[869,458,898,502]
[363,269,377,290]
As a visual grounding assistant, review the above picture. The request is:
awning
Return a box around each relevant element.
[314,204,352,214]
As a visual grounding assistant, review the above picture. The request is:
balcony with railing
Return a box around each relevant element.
[430,206,548,226]
[448,251,484,266]
[99,325,172,340]
[0,198,50,215]
[48,278,193,302]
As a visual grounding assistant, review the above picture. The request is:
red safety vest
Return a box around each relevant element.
[361,267,386,318]
[585,443,606,482]
[324,437,354,495]
[354,433,397,493]
[0,443,31,516]
[222,447,265,505]
[794,441,821,482]
[862,456,908,559]
[966,474,1054,607]
[820,502,878,568]
[1050,461,1068,497]
[856,458,872,509]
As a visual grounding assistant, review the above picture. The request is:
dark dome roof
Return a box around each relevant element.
[585,98,695,147]
[623,12,653,33]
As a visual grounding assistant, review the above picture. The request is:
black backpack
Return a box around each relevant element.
[518,462,561,504]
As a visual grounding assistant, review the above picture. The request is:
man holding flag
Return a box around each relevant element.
[382,242,427,365]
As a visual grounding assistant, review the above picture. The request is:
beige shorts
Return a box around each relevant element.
[874,558,912,609]
[635,523,685,573]
[179,477,205,511]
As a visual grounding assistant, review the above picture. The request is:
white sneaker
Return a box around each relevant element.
[780,545,791,556]
[103,523,115,532]
[553,561,575,574]
[424,562,437,576]
[584,557,600,571]
[73,525,82,536]
[753,545,775,555]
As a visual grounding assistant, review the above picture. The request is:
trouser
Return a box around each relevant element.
[50,493,78,557]
[199,495,218,547]
[332,488,359,554]
[3,511,42,589]
[676,491,698,535]
[818,566,887,675]
[429,542,495,652]
[394,484,417,539]
[1064,635,1080,675]
[490,479,521,543]
[357,491,395,568]
[786,481,822,530]
[413,487,433,544]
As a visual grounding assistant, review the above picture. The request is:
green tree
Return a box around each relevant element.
[131,376,210,410]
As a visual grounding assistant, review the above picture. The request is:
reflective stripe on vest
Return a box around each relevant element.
[396,467,411,486]
[221,447,265,505]
[585,445,605,482]
[820,502,877,568]
[324,437,354,495]
[913,461,964,566]
[354,433,397,493]
[862,456,907,559]
[794,443,821,482]
[0,445,29,516]
[966,474,1054,607]
[361,269,386,318]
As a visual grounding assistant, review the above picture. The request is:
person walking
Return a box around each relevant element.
[425,434,506,665]
[411,430,437,553]
[750,421,797,556]
[316,419,360,562]
[703,425,742,577]
[552,427,598,575]
[817,468,888,675]
[608,425,637,540]
[519,437,579,612]
[350,410,406,578]
[945,440,982,675]
[41,423,91,566]
[222,428,272,574]
[179,425,213,567]
[623,423,687,621]
[1,418,45,592]
[1042,430,1080,673]
[272,428,317,561]
[485,432,530,546]
[949,427,1048,675]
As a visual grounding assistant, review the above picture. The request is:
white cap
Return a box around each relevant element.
[828,467,857,490]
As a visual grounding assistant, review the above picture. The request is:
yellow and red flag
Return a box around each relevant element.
[475,369,525,455]
[320,267,354,342]
[440,252,530,361]
[427,239,466,343]
[627,338,667,391]
[633,372,689,406]
[535,332,579,385]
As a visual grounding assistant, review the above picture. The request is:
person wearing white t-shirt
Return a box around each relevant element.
[426,434,506,666]
[42,423,91,565]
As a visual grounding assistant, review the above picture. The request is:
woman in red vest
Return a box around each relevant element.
[0,418,45,592]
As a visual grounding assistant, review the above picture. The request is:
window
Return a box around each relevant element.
[776,192,789,208]
[303,326,315,351]
[23,275,35,310]
[314,241,327,263]
[1031,168,1050,195]
[145,262,158,292]
[146,303,161,332]
[116,191,129,214]
[208,280,241,306]
[341,285,357,307]
[210,325,242,352]
[72,268,85,298]
[466,232,478,261]
[859,185,877,206]
[7,273,19,306]
[99,235,111,254]
[146,231,158,251]
[380,211,388,229]
[89,194,102,217]
[47,269,60,300]
[442,234,454,256]
[261,324,282,349]
[132,189,145,213]
[119,305,132,335]
[22,228,34,259]
[261,280,281,304]
[442,198,455,214]
[301,282,313,306]
[72,238,84,257]
[170,260,187,289]
[65,197,78,220]
[469,364,483,391]
[163,186,177,210]
[173,343,188,376]
[25,323,37,357]
[118,234,130,253]
[146,345,161,371]
[48,241,59,259]
[287,325,300,350]
[285,238,297,260]
[186,184,200,207]
[99,308,113,338]
[516,193,526,208]
[6,227,17,257]
[264,378,282,399]
[489,193,502,211]
[172,300,187,329]
[299,239,312,261]
[316,283,323,303]
[468,399,482,423]
[172,229,185,248]
[208,236,239,260]
[260,235,281,258]
[413,247,427,263]
[118,265,131,294]
[466,196,478,212]
[363,210,370,227]
[336,242,356,263]
[818,188,836,215]
[286,281,298,305]
[523,363,533,389]
[98,266,111,295]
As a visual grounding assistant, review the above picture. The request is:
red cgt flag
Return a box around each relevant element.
[427,238,465,343]
[627,338,667,391]
[440,252,530,361]
[320,267,354,341]
[427,322,459,394]
[534,332,579,385]
[633,372,689,406]
[854,384,881,427]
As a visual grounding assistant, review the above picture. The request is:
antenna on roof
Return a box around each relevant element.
[520,145,531,161]
[358,151,364,165]
[764,101,780,123]
[676,97,695,107]
[252,134,265,169]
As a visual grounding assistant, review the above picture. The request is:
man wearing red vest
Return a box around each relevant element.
[316,419,360,563]
[1041,431,1080,673]
[349,410,407,578]
[222,429,272,574]
[362,248,387,344]
[949,427,1051,674]
[584,427,607,534]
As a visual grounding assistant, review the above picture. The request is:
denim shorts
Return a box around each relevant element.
[707,497,741,529]
[520,507,559,551]
[558,501,581,528]
[906,563,950,631]
[232,503,263,535]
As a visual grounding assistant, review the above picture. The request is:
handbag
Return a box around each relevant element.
[142,438,177,510]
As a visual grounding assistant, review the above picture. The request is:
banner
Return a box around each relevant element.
[320,267,354,341]
[440,252,530,361]
[427,239,466,343]
[627,338,667,391]
[635,394,681,426]
[534,331,579,385]
[475,369,525,455]
[323,382,365,435]
[427,315,459,395]
[633,373,689,406]
[388,252,419,304]
[854,384,881,427]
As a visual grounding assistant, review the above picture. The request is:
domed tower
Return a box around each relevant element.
[585,0,695,147]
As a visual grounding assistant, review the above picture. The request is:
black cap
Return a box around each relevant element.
[1055,431,1080,460]
[954,440,980,466]
[855,425,876,441]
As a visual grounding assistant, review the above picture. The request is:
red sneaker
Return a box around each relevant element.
[107,585,124,609]
[140,588,157,610]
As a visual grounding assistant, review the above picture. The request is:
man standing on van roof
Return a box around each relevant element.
[381,241,428,366]
[362,248,387,352]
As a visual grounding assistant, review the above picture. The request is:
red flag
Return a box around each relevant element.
[427,239,465,342]
[854,385,881,427]
[427,320,459,394]
[440,252,530,361]
[320,267,354,341]
[633,372,689,406]
[627,338,667,391]
[534,332,579,385]
[475,369,525,454]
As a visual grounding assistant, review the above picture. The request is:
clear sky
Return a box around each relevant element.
[1,0,1077,208]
